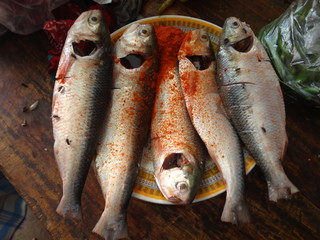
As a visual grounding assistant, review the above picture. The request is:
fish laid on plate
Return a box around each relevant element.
[216,17,298,202]
[151,64,206,204]
[178,29,250,224]
[93,23,158,240]
[52,10,112,220]
[151,25,206,204]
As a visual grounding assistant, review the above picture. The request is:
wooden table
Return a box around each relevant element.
[1,0,319,239]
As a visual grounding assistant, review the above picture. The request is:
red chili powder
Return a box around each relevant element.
[154,25,186,82]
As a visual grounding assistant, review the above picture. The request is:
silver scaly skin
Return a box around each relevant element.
[178,29,250,224]
[216,17,298,202]
[52,10,112,220]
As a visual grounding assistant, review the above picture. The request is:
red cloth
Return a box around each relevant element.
[43,4,114,73]
[43,19,75,54]
[48,56,61,73]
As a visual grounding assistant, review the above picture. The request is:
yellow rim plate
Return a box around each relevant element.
[110,15,256,205]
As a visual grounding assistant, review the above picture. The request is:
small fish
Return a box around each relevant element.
[216,17,298,202]
[178,29,250,224]
[52,10,112,220]
[151,61,206,204]
[93,23,158,240]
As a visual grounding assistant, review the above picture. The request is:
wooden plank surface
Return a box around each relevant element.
[1,0,320,239]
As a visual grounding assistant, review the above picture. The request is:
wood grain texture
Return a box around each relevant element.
[0,0,319,239]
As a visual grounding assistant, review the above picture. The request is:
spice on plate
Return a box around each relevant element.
[154,25,186,85]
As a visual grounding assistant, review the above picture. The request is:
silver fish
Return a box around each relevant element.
[52,10,112,220]
[178,29,250,224]
[93,23,158,240]
[217,17,298,202]
[151,61,206,204]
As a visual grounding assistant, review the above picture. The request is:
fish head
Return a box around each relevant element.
[115,23,157,59]
[220,17,254,53]
[68,9,111,58]
[74,10,106,34]
[179,29,212,57]
[55,9,111,81]
[155,152,202,204]
[178,29,214,70]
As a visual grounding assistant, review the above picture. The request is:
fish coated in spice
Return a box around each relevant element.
[151,30,206,204]
[178,29,250,224]
[93,23,158,240]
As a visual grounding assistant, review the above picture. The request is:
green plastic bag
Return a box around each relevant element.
[258,0,320,108]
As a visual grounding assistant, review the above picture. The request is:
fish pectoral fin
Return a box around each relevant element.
[56,53,75,84]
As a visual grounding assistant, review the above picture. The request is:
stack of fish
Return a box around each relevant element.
[52,9,298,240]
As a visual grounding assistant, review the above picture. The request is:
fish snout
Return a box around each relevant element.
[124,23,140,34]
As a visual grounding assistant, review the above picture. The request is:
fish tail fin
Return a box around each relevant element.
[267,175,299,202]
[93,211,128,240]
[56,195,82,220]
[221,198,251,225]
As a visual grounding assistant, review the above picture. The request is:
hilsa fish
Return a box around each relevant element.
[217,17,298,202]
[151,63,206,204]
[93,23,158,240]
[150,25,206,204]
[178,29,250,224]
[52,10,112,220]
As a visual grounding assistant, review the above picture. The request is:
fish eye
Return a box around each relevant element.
[88,16,99,25]
[231,21,240,28]
[139,28,150,37]
[200,34,208,42]
[175,182,188,192]
[224,38,230,45]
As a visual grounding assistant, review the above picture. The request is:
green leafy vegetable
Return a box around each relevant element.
[258,0,320,108]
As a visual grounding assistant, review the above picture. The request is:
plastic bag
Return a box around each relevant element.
[258,0,320,108]
[0,0,67,35]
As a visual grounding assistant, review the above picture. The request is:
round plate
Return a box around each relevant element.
[110,15,256,204]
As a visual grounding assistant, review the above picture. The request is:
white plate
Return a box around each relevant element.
[110,15,256,204]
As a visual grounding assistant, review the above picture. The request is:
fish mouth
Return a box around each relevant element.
[161,153,190,170]
[186,55,212,70]
[72,40,97,57]
[157,153,195,204]
[120,54,145,69]
[231,36,253,53]
[168,196,183,204]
